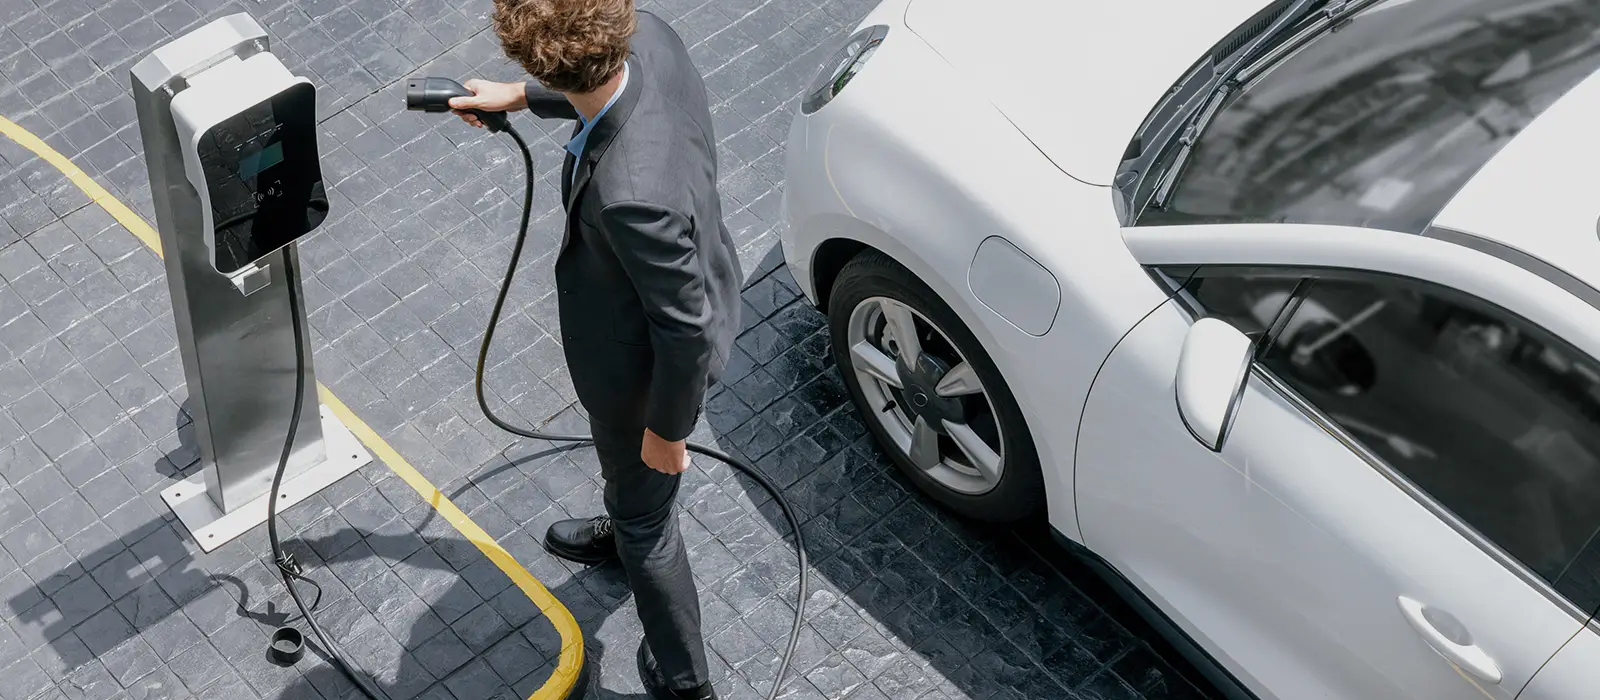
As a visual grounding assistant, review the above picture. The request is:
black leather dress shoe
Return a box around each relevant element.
[638,640,717,700]
[543,515,618,565]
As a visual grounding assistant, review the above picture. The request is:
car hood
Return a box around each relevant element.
[903,0,1273,186]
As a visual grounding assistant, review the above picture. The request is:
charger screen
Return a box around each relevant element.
[197,82,328,275]
[238,142,284,181]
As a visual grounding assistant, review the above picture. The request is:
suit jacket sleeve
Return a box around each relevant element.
[524,82,579,120]
[599,200,713,442]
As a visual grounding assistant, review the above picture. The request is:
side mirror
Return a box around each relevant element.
[1176,317,1254,452]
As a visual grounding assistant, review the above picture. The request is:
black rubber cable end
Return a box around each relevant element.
[268,626,306,666]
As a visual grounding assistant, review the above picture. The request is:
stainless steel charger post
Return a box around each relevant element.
[130,12,373,555]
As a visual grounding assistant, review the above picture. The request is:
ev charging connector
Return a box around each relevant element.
[404,77,511,132]
[132,14,371,552]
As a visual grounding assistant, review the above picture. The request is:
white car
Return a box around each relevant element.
[779,0,1600,697]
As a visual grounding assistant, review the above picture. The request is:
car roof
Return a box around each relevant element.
[1434,67,1600,300]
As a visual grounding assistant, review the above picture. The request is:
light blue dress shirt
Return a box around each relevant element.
[566,63,630,187]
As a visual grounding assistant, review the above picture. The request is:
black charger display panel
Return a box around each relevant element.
[196,82,328,276]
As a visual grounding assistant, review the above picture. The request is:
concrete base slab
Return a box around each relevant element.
[161,405,374,552]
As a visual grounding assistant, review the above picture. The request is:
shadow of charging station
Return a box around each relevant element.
[129,14,372,552]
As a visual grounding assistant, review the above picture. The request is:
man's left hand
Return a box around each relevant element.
[642,428,690,475]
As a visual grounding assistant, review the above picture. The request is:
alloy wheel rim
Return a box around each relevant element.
[846,296,1006,495]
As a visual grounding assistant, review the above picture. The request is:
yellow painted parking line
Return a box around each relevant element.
[0,115,583,700]
[0,118,163,255]
[322,390,584,697]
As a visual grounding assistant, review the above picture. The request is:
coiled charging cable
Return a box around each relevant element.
[264,121,807,700]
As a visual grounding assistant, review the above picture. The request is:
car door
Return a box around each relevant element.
[1517,622,1600,697]
[1504,475,1600,697]
[1075,227,1600,700]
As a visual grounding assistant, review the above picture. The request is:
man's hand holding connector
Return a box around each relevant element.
[447,80,526,128]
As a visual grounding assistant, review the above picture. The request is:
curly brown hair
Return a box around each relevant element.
[492,0,636,94]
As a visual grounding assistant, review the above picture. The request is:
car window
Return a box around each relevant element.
[1165,266,1303,342]
[1138,0,1600,233]
[1251,271,1600,604]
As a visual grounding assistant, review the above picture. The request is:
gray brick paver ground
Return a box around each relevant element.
[0,0,1217,698]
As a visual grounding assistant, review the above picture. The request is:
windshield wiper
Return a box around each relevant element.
[1150,0,1362,208]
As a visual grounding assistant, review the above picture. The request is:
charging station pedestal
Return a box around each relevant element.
[132,14,372,552]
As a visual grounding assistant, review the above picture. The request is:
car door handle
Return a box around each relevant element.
[1397,596,1502,685]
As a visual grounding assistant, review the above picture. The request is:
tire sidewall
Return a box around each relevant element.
[827,252,1043,523]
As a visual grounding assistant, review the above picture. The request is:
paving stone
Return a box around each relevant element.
[0,656,54,700]
[141,607,208,664]
[82,343,139,386]
[77,469,138,518]
[414,627,475,679]
[154,560,217,608]
[48,571,114,633]
[2,516,60,565]
[166,639,229,693]
[9,388,63,435]
[443,656,503,700]
[196,668,254,699]
[13,462,72,509]
[22,545,87,600]
[0,313,50,358]
[0,486,29,537]
[40,364,98,409]
[0,622,25,673]
[64,392,122,442]
[37,492,97,542]
[31,414,90,462]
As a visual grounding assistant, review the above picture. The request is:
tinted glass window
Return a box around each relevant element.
[1141,0,1600,233]
[1256,273,1600,592]
[1167,266,1303,341]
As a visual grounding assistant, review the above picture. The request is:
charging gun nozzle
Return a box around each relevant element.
[406,76,511,132]
[405,77,465,113]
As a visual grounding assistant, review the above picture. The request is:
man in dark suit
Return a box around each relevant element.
[448,2,740,698]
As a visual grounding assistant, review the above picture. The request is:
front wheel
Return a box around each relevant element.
[828,250,1043,522]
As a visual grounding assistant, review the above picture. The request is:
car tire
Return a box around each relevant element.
[827,249,1044,522]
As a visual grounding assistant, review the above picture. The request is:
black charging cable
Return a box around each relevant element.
[259,86,808,700]
[269,252,395,700]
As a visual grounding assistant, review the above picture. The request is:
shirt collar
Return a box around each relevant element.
[566,62,631,160]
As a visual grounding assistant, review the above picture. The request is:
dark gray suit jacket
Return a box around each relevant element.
[523,11,741,442]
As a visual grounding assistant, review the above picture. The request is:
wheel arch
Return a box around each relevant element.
[810,229,1071,522]
[810,237,869,311]
[782,39,1132,532]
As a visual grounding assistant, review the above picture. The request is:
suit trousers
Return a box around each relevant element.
[590,415,710,689]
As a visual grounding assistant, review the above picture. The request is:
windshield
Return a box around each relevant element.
[1138,0,1600,233]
